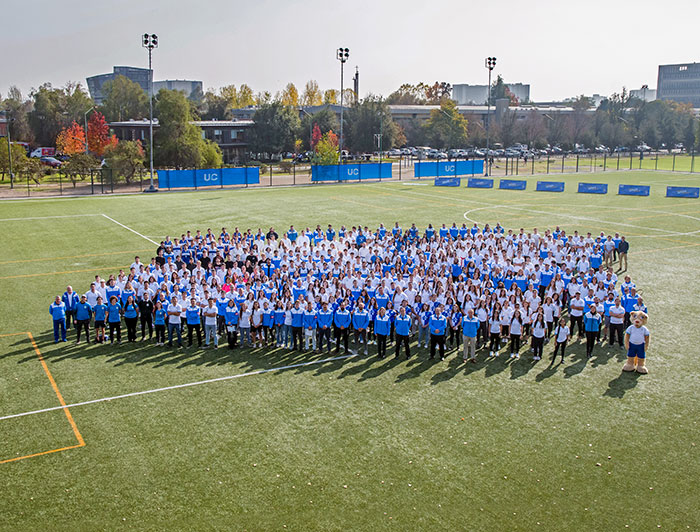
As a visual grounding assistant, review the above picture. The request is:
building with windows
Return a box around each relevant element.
[452,83,531,105]
[657,63,700,107]
[87,66,152,105]
[153,79,203,98]
[109,119,253,163]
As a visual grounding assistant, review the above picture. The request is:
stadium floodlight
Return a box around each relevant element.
[337,47,350,163]
[142,33,158,192]
[484,56,497,176]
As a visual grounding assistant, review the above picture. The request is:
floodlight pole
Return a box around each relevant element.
[143,33,158,192]
[485,56,496,176]
[337,47,349,164]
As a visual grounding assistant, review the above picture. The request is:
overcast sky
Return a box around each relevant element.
[2,0,698,102]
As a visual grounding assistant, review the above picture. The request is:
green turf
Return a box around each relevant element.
[1,171,699,531]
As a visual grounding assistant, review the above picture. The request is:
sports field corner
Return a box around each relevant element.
[1,170,699,531]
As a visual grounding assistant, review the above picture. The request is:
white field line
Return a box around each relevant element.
[101,214,158,245]
[0,352,358,422]
[0,214,102,222]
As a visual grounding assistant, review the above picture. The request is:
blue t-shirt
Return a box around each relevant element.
[93,304,107,322]
[75,302,93,321]
[154,309,167,325]
[107,303,122,323]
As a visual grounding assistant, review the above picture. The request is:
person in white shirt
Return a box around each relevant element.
[203,298,219,348]
[551,317,570,364]
[166,296,183,348]
[608,297,625,348]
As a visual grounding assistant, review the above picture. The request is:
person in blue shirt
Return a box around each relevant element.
[123,295,140,343]
[374,306,391,358]
[418,303,432,349]
[62,286,79,331]
[74,294,93,344]
[107,295,123,344]
[461,308,479,363]
[334,301,352,354]
[583,305,602,359]
[352,302,370,355]
[93,296,108,344]
[49,295,67,343]
[224,299,239,349]
[394,307,412,359]
[302,302,317,351]
[287,225,298,242]
[316,302,334,353]
[185,297,202,348]
[153,301,167,346]
[429,306,448,360]
[290,300,305,351]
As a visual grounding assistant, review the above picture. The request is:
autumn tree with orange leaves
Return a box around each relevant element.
[87,111,118,156]
[55,121,86,155]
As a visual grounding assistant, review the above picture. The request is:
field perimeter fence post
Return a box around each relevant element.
[603,154,607,171]
[673,154,676,172]
[270,163,273,187]
[691,150,695,173]
[26,171,30,197]
[90,169,94,195]
[617,153,620,170]
[655,152,659,170]
[59,170,63,195]
[220,166,224,189]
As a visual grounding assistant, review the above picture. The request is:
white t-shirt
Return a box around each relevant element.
[609,305,625,325]
[168,304,182,324]
[203,306,218,326]
[570,298,585,317]
[532,321,546,338]
[555,325,570,343]
[509,319,522,335]
[626,325,649,345]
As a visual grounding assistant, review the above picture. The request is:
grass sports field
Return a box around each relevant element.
[1,170,699,531]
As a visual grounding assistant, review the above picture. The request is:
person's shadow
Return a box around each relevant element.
[603,371,641,398]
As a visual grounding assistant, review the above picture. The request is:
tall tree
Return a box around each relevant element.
[87,111,118,156]
[56,121,86,155]
[104,140,145,183]
[200,89,229,120]
[386,83,428,105]
[249,102,301,155]
[422,99,468,149]
[280,83,299,107]
[154,89,206,168]
[2,86,34,143]
[99,75,149,122]
[301,80,323,106]
[425,82,452,104]
[236,84,255,108]
[344,95,401,153]
[323,89,338,105]
[300,107,339,150]
[29,82,92,146]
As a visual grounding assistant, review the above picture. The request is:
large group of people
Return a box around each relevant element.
[49,221,646,366]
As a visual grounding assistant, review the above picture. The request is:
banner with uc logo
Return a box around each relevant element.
[311,163,393,181]
[159,167,260,189]
[618,184,650,196]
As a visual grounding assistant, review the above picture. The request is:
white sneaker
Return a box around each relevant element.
[515,353,520,359]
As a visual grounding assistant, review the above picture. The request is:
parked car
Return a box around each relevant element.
[40,156,62,168]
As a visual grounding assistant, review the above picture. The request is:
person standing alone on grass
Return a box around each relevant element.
[50,295,67,343]
[617,236,629,272]
[74,294,93,344]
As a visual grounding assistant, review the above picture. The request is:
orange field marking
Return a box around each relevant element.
[0,332,85,465]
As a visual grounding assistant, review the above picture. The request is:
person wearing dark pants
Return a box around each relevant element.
[570,293,585,338]
[333,302,351,354]
[317,302,334,353]
[107,296,122,344]
[123,296,139,343]
[429,307,448,360]
[374,307,390,358]
[185,297,202,348]
[352,303,370,355]
[62,286,79,331]
[224,300,239,349]
[74,294,93,344]
[531,314,546,361]
[551,318,570,364]
[153,301,167,346]
[394,307,412,358]
[166,296,183,348]
[290,301,304,351]
[139,296,154,340]
[583,306,602,359]
[609,298,625,347]
[50,296,67,343]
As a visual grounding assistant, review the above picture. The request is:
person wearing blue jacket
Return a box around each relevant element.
[224,299,239,349]
[93,296,108,344]
[290,300,305,351]
[49,295,67,343]
[316,302,334,353]
[273,302,286,348]
[302,302,317,351]
[62,286,79,330]
[185,297,202,348]
[461,308,480,363]
[583,305,602,359]
[394,307,412,359]
[352,302,370,355]
[374,307,391,358]
[107,295,122,344]
[74,294,93,344]
[333,301,352,354]
[429,306,448,360]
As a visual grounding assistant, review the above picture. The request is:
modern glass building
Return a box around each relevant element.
[657,63,700,107]
[86,66,152,105]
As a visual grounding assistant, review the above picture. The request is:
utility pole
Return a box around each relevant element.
[337,47,349,163]
[142,33,158,192]
[485,56,497,176]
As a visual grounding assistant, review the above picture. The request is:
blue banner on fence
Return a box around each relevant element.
[499,179,527,190]
[159,167,260,189]
[578,182,608,194]
[536,181,565,192]
[311,163,393,182]
[434,177,461,187]
[618,184,650,196]
[467,177,494,188]
[666,186,700,198]
[414,160,484,178]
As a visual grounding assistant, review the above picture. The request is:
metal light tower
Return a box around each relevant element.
[142,33,158,192]
[337,47,349,163]
[485,56,496,176]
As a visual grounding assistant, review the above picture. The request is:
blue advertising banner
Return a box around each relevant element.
[414,160,484,177]
[311,163,393,181]
[536,181,565,192]
[159,167,260,189]
[666,186,700,198]
[618,184,650,196]
[434,177,461,187]
[578,182,608,194]
[467,177,494,188]
[499,179,527,190]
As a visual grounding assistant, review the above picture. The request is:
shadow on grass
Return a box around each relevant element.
[603,371,642,398]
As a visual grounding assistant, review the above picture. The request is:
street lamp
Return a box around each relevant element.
[142,33,158,192]
[641,84,648,103]
[83,106,94,154]
[485,56,496,176]
[337,47,349,163]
